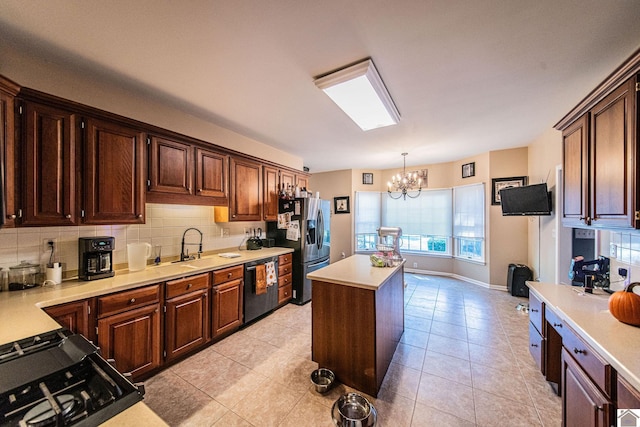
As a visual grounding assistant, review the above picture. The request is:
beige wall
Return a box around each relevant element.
[309,170,353,263]
[0,41,302,170]
[312,148,530,287]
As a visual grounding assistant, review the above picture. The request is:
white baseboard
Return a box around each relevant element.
[404,268,508,292]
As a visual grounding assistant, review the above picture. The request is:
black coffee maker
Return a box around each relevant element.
[78,237,115,280]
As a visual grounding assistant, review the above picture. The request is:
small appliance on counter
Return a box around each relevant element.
[246,228,263,250]
[8,261,41,291]
[78,236,115,281]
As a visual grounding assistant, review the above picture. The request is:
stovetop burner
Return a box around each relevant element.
[0,330,144,427]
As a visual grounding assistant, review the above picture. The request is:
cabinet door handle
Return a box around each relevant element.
[530,308,539,312]
[553,323,562,328]
[129,298,136,304]
[187,283,192,289]
[198,188,202,192]
[65,214,72,219]
[530,343,538,348]
[137,214,143,219]
[573,348,586,355]
[7,214,16,219]
[228,272,232,278]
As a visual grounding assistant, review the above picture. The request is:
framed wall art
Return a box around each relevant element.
[491,176,527,205]
[462,162,475,178]
[334,196,350,214]
[362,172,374,185]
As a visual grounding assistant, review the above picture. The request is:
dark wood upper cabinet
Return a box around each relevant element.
[229,156,262,221]
[263,165,279,221]
[195,147,228,199]
[589,78,636,228]
[20,101,78,226]
[0,76,19,228]
[562,114,589,227]
[148,135,192,196]
[82,117,146,224]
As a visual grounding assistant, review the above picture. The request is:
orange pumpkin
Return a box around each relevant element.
[609,282,640,327]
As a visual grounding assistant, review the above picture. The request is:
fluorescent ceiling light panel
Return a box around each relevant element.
[315,59,400,131]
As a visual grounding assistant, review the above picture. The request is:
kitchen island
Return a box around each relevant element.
[307,254,404,397]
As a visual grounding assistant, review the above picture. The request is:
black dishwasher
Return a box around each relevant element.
[244,256,278,324]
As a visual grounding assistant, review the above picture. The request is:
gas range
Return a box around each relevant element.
[0,329,144,426]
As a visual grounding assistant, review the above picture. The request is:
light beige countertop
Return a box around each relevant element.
[306,254,404,290]
[0,247,291,427]
[527,281,640,391]
[0,247,291,345]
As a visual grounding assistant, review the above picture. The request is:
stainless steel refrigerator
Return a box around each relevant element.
[266,197,330,305]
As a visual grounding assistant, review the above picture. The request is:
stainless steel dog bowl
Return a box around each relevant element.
[331,392,377,427]
[310,368,335,393]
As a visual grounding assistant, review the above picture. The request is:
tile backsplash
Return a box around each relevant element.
[0,203,264,279]
[603,230,640,291]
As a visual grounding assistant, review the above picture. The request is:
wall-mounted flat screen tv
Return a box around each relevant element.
[500,183,552,216]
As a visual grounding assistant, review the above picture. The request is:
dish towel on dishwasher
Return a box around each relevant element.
[256,264,267,295]
[266,261,277,286]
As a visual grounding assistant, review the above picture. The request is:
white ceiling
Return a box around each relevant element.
[1,1,640,173]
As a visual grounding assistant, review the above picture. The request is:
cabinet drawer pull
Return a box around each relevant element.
[530,343,538,348]
[228,272,232,278]
[65,214,72,219]
[198,188,202,192]
[129,298,136,304]
[530,308,539,312]
[7,214,16,219]
[553,323,562,328]
[573,348,586,355]
[187,283,192,289]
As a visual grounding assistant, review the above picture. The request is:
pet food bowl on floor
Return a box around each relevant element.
[310,368,335,393]
[331,392,377,427]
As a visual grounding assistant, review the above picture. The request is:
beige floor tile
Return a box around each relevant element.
[422,350,472,386]
[468,341,519,370]
[427,333,469,360]
[279,392,335,427]
[400,328,429,348]
[211,410,253,426]
[432,309,467,326]
[470,363,534,406]
[392,342,427,370]
[473,388,542,426]
[378,362,422,400]
[198,366,269,408]
[370,390,416,427]
[430,319,467,341]
[231,379,305,426]
[405,314,432,332]
[253,348,319,393]
[411,402,476,427]
[416,373,476,423]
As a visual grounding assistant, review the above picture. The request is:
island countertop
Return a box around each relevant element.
[306,254,405,290]
[527,281,640,391]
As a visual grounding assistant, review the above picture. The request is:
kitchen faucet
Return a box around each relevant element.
[180,227,203,261]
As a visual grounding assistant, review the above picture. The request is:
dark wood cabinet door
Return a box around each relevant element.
[562,114,589,227]
[0,82,18,228]
[263,165,279,221]
[212,279,243,339]
[148,135,192,196]
[617,375,640,410]
[562,348,612,427]
[97,303,161,379]
[229,156,261,221]
[83,117,145,224]
[196,147,227,199]
[528,322,545,374]
[44,300,92,339]
[22,102,77,226]
[589,77,637,228]
[165,289,209,361]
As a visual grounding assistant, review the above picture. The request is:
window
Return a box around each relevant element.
[453,183,485,262]
[355,189,453,255]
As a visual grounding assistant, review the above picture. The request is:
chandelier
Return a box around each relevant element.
[387,153,425,200]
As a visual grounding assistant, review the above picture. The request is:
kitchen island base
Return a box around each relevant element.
[310,256,404,397]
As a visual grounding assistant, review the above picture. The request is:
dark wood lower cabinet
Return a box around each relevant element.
[212,278,243,339]
[165,289,209,362]
[43,299,94,341]
[97,303,162,380]
[562,348,612,427]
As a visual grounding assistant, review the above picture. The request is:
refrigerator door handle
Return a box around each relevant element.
[317,208,323,250]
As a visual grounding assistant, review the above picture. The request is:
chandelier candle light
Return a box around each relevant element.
[388,153,424,200]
